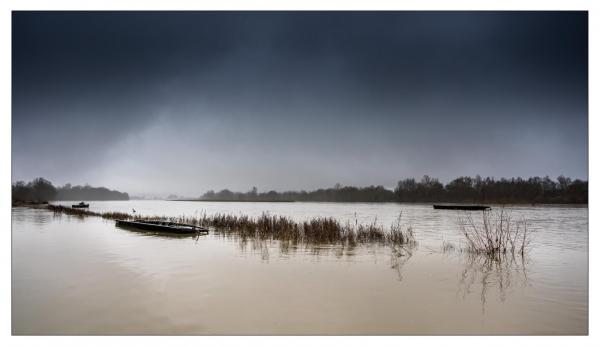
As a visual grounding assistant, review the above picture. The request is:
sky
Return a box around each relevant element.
[12,11,588,196]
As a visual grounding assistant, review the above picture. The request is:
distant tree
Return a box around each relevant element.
[13,177,129,202]
[12,181,33,202]
[30,177,57,201]
[198,175,587,204]
[446,176,477,202]
[12,177,56,202]
[56,183,128,200]
[557,175,572,192]
[395,178,418,202]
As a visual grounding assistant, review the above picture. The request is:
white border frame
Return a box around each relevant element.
[1,1,596,345]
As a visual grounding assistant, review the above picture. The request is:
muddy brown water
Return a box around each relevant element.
[12,201,588,334]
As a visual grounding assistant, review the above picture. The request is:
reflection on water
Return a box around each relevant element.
[389,244,414,281]
[12,203,588,335]
[12,207,53,226]
[456,252,530,313]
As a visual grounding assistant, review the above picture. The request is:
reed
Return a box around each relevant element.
[46,204,416,247]
[458,209,530,258]
[47,205,131,220]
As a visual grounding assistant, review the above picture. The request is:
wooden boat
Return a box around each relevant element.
[433,204,491,211]
[72,202,89,208]
[115,219,209,234]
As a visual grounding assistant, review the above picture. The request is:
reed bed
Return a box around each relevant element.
[46,204,416,247]
[458,209,530,258]
[47,205,131,220]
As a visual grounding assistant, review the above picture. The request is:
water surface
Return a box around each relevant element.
[12,201,588,334]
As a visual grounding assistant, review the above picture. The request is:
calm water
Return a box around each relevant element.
[12,201,588,335]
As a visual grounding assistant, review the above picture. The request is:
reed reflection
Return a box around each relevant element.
[443,247,530,313]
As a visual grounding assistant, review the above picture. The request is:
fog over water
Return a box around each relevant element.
[12,12,588,196]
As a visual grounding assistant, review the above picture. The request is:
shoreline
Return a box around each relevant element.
[172,199,296,203]
[13,200,589,207]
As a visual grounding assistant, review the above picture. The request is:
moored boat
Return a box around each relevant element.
[433,204,490,211]
[115,219,209,234]
[72,202,89,208]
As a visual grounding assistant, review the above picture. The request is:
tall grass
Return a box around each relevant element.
[46,204,416,247]
[47,205,130,220]
[458,209,530,258]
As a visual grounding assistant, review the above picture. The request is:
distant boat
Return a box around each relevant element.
[433,204,491,211]
[115,219,209,234]
[71,202,89,208]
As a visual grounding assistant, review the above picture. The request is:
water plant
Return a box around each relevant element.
[46,204,416,248]
[458,209,530,258]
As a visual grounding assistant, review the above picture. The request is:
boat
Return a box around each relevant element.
[72,202,89,208]
[433,204,491,211]
[115,219,209,234]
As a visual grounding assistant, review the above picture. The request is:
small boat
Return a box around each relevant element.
[72,202,89,208]
[433,204,491,211]
[115,219,209,234]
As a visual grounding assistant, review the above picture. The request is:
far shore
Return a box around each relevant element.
[13,200,589,207]
[172,199,295,203]
[167,199,589,206]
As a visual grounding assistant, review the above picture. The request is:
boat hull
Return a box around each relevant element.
[433,204,490,211]
[115,220,209,234]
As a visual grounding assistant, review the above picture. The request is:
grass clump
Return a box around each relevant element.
[46,204,416,248]
[47,205,131,220]
[458,209,530,258]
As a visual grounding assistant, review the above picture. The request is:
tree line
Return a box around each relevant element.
[12,177,130,203]
[201,185,396,203]
[200,175,587,204]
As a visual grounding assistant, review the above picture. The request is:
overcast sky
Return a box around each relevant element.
[12,11,588,196]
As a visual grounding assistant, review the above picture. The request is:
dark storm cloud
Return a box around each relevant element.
[12,12,587,195]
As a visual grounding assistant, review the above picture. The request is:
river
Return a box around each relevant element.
[12,201,588,335]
